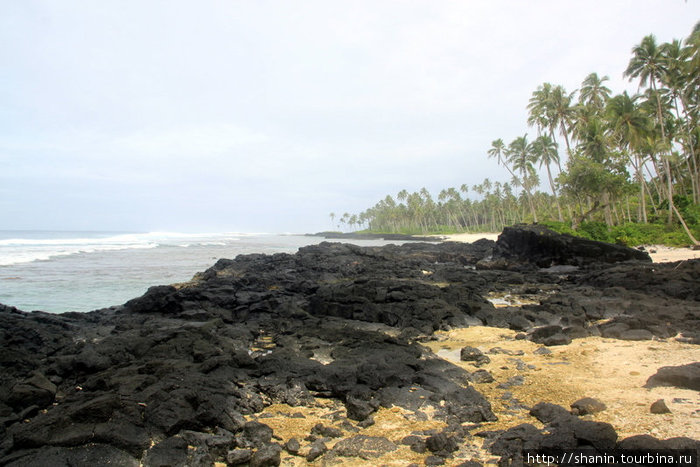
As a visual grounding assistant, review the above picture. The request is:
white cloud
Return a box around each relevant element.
[112,124,267,159]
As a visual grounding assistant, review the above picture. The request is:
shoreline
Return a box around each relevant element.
[1,225,697,466]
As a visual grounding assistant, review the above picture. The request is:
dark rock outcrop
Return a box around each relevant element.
[0,225,697,465]
[495,224,651,267]
[645,363,700,391]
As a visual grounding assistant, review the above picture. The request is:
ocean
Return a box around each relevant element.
[0,231,400,314]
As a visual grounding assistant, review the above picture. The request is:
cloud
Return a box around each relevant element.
[2,0,699,231]
[112,124,268,159]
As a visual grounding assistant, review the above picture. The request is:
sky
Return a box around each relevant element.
[1,1,699,233]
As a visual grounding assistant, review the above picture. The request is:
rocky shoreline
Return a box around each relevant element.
[0,224,698,466]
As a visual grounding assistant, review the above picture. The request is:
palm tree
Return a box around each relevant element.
[625,34,675,223]
[488,138,520,183]
[506,135,539,222]
[661,38,700,203]
[549,85,576,158]
[530,135,563,221]
[527,83,574,171]
[527,83,554,135]
[579,73,611,111]
[606,92,651,222]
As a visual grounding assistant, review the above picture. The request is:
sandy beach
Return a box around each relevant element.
[645,245,700,263]
[439,232,700,263]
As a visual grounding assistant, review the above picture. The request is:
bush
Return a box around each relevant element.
[544,220,697,247]
[540,221,578,236]
[610,223,661,246]
[577,221,611,242]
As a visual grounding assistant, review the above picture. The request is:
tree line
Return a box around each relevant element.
[332,24,700,246]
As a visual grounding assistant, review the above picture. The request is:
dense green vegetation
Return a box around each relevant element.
[333,24,700,247]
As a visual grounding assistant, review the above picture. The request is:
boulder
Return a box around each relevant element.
[571,397,607,415]
[459,346,491,366]
[495,224,651,267]
[650,399,671,414]
[645,363,700,391]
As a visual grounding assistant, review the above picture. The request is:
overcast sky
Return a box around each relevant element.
[2,1,699,233]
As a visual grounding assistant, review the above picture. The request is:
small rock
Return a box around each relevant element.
[571,397,607,415]
[426,432,458,454]
[533,347,552,355]
[227,448,253,465]
[306,440,327,462]
[240,421,273,448]
[311,423,343,438]
[425,455,446,465]
[496,375,524,389]
[650,399,671,414]
[6,373,57,410]
[460,346,491,366]
[529,325,563,342]
[530,402,572,424]
[250,443,282,467]
[542,333,571,346]
[285,438,300,454]
[563,325,589,339]
[487,347,523,356]
[400,435,423,446]
[345,396,375,421]
[645,363,700,391]
[331,435,397,460]
[358,415,375,428]
[470,369,495,384]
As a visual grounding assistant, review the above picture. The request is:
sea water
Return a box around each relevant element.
[0,231,399,313]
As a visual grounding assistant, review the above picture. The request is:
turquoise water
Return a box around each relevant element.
[0,231,398,313]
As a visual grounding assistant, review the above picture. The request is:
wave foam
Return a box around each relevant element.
[0,231,252,266]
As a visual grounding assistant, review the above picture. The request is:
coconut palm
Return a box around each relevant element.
[488,138,520,183]
[527,83,574,170]
[506,135,539,222]
[625,34,677,223]
[606,92,651,222]
[530,135,563,220]
[579,73,612,111]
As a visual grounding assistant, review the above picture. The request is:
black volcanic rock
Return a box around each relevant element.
[494,224,651,267]
[0,226,698,465]
[645,363,700,391]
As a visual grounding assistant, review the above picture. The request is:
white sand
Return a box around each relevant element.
[646,245,700,263]
[431,232,500,243]
[425,326,700,441]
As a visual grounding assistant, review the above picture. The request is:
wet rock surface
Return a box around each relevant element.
[0,225,698,465]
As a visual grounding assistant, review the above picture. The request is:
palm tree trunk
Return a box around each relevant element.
[545,162,563,221]
[651,79,674,224]
[672,204,699,245]
[636,154,647,223]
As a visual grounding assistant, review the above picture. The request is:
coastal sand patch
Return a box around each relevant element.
[424,326,700,441]
[229,327,698,466]
[647,245,700,263]
[245,400,449,466]
[431,233,500,243]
